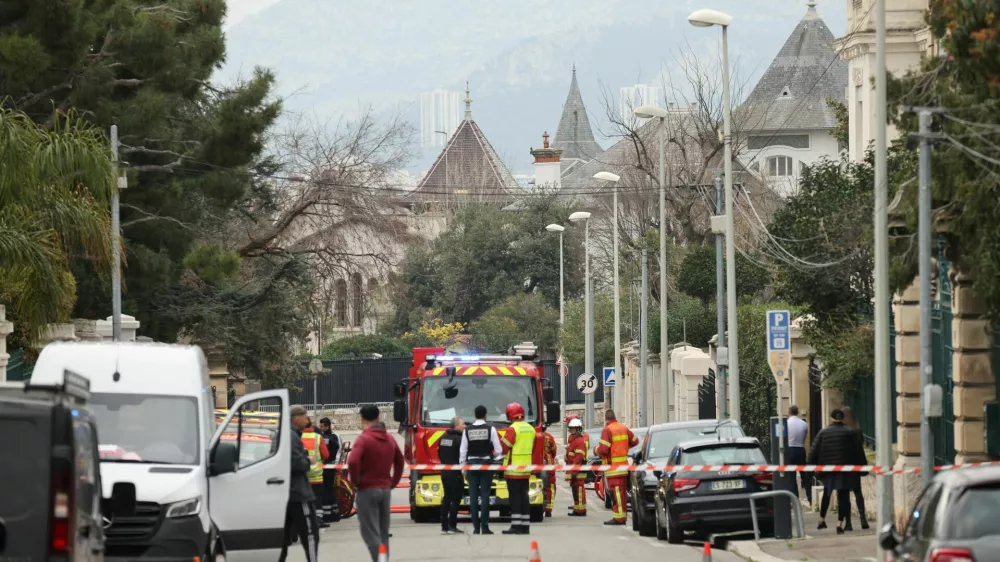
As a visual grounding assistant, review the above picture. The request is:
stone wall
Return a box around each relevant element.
[951,269,994,463]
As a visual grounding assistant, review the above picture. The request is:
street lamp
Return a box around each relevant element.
[688,7,739,423]
[569,211,593,428]
[546,223,567,440]
[634,104,671,423]
[592,171,621,413]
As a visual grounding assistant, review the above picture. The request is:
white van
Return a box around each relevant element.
[31,342,292,562]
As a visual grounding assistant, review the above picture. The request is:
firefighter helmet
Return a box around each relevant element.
[505,402,525,421]
[568,418,583,428]
[564,414,579,423]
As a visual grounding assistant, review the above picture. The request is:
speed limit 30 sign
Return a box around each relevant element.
[576,373,598,395]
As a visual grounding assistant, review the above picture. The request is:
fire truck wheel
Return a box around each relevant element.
[529,506,544,523]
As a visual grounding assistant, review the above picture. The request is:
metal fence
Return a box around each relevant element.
[272,356,604,406]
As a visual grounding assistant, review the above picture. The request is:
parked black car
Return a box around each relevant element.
[880,465,1000,562]
[653,437,773,543]
[629,419,744,536]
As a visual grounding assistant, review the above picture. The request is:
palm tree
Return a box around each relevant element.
[0,107,115,338]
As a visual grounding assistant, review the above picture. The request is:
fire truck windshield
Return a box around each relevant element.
[420,375,539,427]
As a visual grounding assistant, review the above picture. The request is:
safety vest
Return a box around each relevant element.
[505,421,536,478]
[301,431,324,483]
[604,422,631,478]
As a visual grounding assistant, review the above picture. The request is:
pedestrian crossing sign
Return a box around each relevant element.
[603,367,616,387]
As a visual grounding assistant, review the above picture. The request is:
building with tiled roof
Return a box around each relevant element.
[551,66,605,178]
[402,83,521,207]
[737,1,848,196]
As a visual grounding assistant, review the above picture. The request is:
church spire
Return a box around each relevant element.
[464,80,472,120]
[551,66,603,162]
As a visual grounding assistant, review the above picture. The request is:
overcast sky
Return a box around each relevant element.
[223,0,281,29]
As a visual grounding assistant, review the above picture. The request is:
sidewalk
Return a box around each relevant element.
[727,510,879,562]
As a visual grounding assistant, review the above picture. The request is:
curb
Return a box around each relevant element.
[725,540,790,562]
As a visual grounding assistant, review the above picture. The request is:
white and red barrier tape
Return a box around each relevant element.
[324,460,1000,475]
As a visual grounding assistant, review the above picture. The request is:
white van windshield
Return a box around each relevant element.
[90,393,200,464]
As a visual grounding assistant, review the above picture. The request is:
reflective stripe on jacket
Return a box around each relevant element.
[505,421,536,478]
[301,431,324,483]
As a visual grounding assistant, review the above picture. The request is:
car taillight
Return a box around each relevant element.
[673,479,700,493]
[753,474,773,486]
[49,468,72,556]
[929,548,974,562]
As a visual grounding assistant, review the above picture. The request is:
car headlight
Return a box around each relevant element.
[431,484,440,492]
[165,496,201,518]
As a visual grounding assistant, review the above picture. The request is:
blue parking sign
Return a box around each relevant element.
[767,310,791,352]
[603,367,616,387]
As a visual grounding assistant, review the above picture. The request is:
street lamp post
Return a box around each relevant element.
[593,172,621,413]
[546,223,567,440]
[688,8,739,423]
[634,104,670,423]
[569,211,593,428]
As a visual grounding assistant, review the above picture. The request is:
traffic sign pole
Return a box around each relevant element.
[766,311,791,468]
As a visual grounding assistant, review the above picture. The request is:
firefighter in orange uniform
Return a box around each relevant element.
[565,416,588,516]
[542,429,557,517]
[593,409,638,525]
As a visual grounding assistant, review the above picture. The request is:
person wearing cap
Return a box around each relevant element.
[808,408,862,534]
[348,404,405,561]
[278,405,319,562]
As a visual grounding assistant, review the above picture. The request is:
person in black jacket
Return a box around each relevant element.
[279,405,320,562]
[841,407,869,529]
[438,417,466,534]
[807,408,861,534]
[319,417,341,523]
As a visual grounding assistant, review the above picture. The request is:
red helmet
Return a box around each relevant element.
[564,414,579,424]
[505,402,525,421]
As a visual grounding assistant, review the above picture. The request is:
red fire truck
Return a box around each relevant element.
[393,342,560,523]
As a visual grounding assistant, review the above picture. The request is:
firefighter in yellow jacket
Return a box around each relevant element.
[301,420,330,528]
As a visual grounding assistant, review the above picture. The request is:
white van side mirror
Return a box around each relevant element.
[211,442,238,476]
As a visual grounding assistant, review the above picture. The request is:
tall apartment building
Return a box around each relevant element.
[419,89,463,148]
[619,83,663,121]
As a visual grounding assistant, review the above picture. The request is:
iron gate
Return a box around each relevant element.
[932,238,955,465]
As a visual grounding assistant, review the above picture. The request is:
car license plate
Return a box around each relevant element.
[711,480,745,491]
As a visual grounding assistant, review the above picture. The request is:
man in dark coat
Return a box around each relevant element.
[807,408,865,533]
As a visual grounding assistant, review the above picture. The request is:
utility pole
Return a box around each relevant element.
[874,0,894,554]
[714,173,728,418]
[639,249,649,427]
[110,125,125,342]
[909,108,946,489]
[658,119,670,424]
[585,276,595,429]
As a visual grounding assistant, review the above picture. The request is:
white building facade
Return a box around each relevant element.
[737,2,848,196]
[834,0,936,162]
[619,83,663,121]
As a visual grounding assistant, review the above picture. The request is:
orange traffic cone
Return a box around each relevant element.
[702,542,712,562]
[528,540,541,562]
[377,544,388,562]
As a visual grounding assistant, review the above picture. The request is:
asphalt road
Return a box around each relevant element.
[295,476,745,562]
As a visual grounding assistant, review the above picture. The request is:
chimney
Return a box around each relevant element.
[530,131,562,190]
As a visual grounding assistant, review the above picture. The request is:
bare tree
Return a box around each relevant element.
[583,45,782,297]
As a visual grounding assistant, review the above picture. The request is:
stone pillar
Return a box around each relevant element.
[648,353,663,424]
[72,319,101,342]
[41,323,77,345]
[205,347,230,409]
[680,348,712,421]
[951,268,994,463]
[790,317,816,444]
[621,342,639,427]
[0,305,13,382]
[95,314,141,342]
[893,279,924,527]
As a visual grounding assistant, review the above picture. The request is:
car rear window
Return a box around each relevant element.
[949,486,1000,540]
[681,445,766,465]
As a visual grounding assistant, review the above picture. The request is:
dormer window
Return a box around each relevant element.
[767,156,794,177]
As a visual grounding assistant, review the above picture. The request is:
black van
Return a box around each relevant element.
[0,369,105,562]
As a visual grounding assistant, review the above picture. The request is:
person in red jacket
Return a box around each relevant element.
[594,409,638,526]
[542,430,557,517]
[348,404,405,561]
[565,417,589,516]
